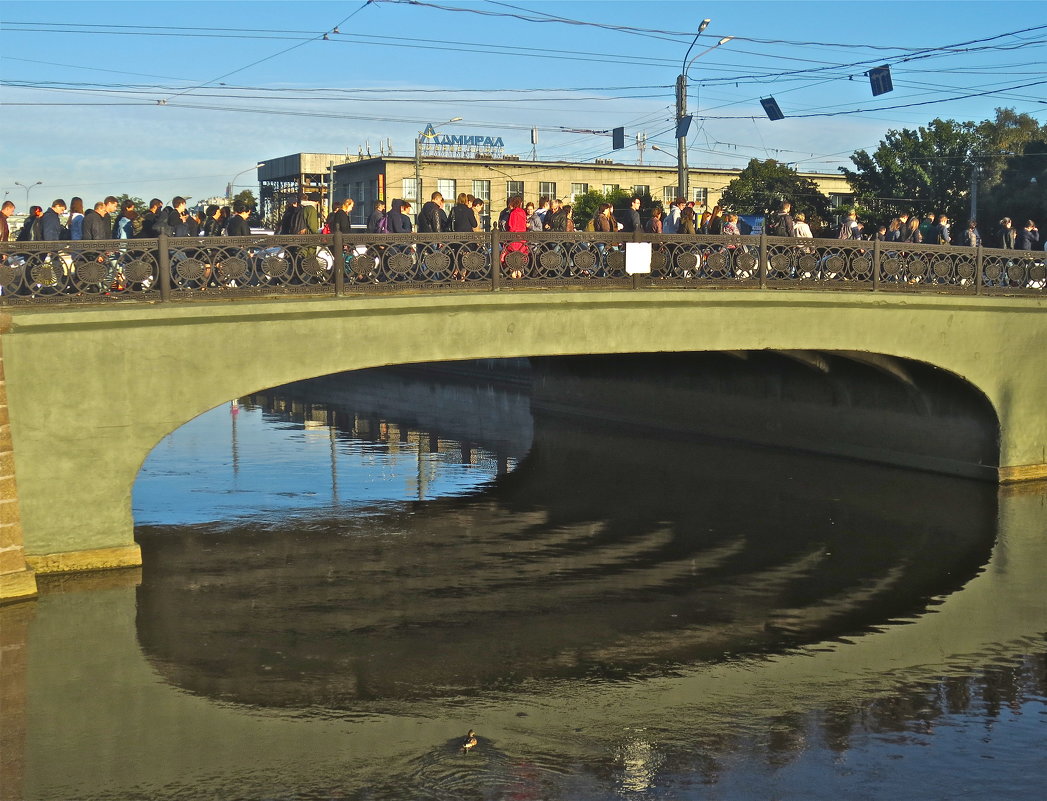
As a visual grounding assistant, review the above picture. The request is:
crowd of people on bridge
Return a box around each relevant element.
[1,192,1041,254]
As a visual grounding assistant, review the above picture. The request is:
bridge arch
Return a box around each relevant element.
[2,288,1045,574]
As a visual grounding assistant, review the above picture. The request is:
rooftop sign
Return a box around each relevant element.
[419,123,504,157]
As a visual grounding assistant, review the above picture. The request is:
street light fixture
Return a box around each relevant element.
[14,181,42,207]
[415,117,462,205]
[227,163,265,203]
[676,23,732,204]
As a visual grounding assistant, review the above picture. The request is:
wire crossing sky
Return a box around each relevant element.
[3,0,1045,203]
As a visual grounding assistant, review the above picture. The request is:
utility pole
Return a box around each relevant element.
[677,21,732,204]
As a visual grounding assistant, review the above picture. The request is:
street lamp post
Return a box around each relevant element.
[14,181,42,207]
[415,117,462,205]
[227,164,265,204]
[676,22,732,204]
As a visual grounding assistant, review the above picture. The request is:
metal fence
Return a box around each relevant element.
[1,231,1043,305]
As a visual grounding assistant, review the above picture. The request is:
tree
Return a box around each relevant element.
[841,118,980,226]
[720,159,831,227]
[115,194,147,216]
[979,139,1047,233]
[571,188,630,229]
[975,108,1047,190]
[232,189,257,210]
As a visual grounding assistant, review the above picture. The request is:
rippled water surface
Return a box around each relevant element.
[8,363,1047,801]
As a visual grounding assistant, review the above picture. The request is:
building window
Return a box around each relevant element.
[437,179,456,204]
[402,177,419,203]
[507,180,524,200]
[602,184,620,194]
[663,186,680,204]
[632,185,650,198]
[693,187,709,206]
[829,193,853,209]
[571,183,589,200]
[472,180,491,203]
[539,181,557,200]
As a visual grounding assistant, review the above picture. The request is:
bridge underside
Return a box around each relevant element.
[1,289,1044,597]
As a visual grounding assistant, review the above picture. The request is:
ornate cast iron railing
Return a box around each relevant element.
[1,230,1043,305]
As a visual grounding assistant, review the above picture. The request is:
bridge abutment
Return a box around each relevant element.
[0,314,37,603]
[1,291,1045,576]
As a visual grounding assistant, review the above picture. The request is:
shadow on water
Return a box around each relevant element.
[134,359,998,709]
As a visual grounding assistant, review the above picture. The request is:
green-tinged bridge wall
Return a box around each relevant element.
[1,288,1045,593]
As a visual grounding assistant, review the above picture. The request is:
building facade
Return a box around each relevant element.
[255,149,854,229]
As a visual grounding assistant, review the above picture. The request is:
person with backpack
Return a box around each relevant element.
[386,199,413,233]
[278,198,306,236]
[366,200,387,233]
[769,201,795,238]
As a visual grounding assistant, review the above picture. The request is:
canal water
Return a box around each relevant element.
[6,361,1046,800]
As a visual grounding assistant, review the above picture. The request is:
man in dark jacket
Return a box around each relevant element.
[544,199,569,232]
[226,202,252,237]
[386,199,413,233]
[366,200,387,233]
[416,192,447,234]
[40,199,68,241]
[82,198,117,240]
[138,198,164,238]
[617,197,642,233]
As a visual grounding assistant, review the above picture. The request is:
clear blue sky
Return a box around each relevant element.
[2,0,1045,206]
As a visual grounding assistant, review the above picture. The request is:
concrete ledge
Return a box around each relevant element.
[0,568,37,603]
[999,463,1047,483]
[26,544,142,575]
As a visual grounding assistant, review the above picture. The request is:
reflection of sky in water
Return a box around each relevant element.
[133,402,504,526]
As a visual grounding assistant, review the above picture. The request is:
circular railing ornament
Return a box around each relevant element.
[933,258,953,278]
[770,253,791,274]
[882,257,900,276]
[573,250,597,271]
[983,262,1002,281]
[423,251,451,273]
[539,250,563,270]
[387,252,413,276]
[1029,263,1046,283]
[301,256,327,278]
[606,251,626,274]
[908,259,927,278]
[219,257,248,281]
[262,255,289,279]
[124,260,153,283]
[956,260,975,280]
[676,252,699,272]
[0,264,18,286]
[176,258,205,282]
[76,261,106,284]
[504,251,527,272]
[705,251,728,274]
[461,251,486,273]
[735,252,758,276]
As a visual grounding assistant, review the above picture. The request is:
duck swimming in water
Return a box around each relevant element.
[461,730,478,752]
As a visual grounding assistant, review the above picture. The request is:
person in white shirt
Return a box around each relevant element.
[793,212,813,238]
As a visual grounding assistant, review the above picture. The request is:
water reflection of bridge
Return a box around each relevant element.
[133,399,998,706]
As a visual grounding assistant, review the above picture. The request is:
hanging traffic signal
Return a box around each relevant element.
[612,127,626,150]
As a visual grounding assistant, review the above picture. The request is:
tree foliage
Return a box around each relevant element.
[842,109,1047,229]
[115,194,147,216]
[233,189,257,209]
[720,159,832,227]
[571,188,631,229]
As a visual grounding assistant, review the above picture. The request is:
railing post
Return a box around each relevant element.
[490,230,501,291]
[157,233,171,302]
[332,230,344,296]
[759,231,768,289]
[872,238,881,292]
[975,244,983,295]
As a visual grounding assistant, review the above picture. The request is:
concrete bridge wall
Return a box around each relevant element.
[0,289,1044,594]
